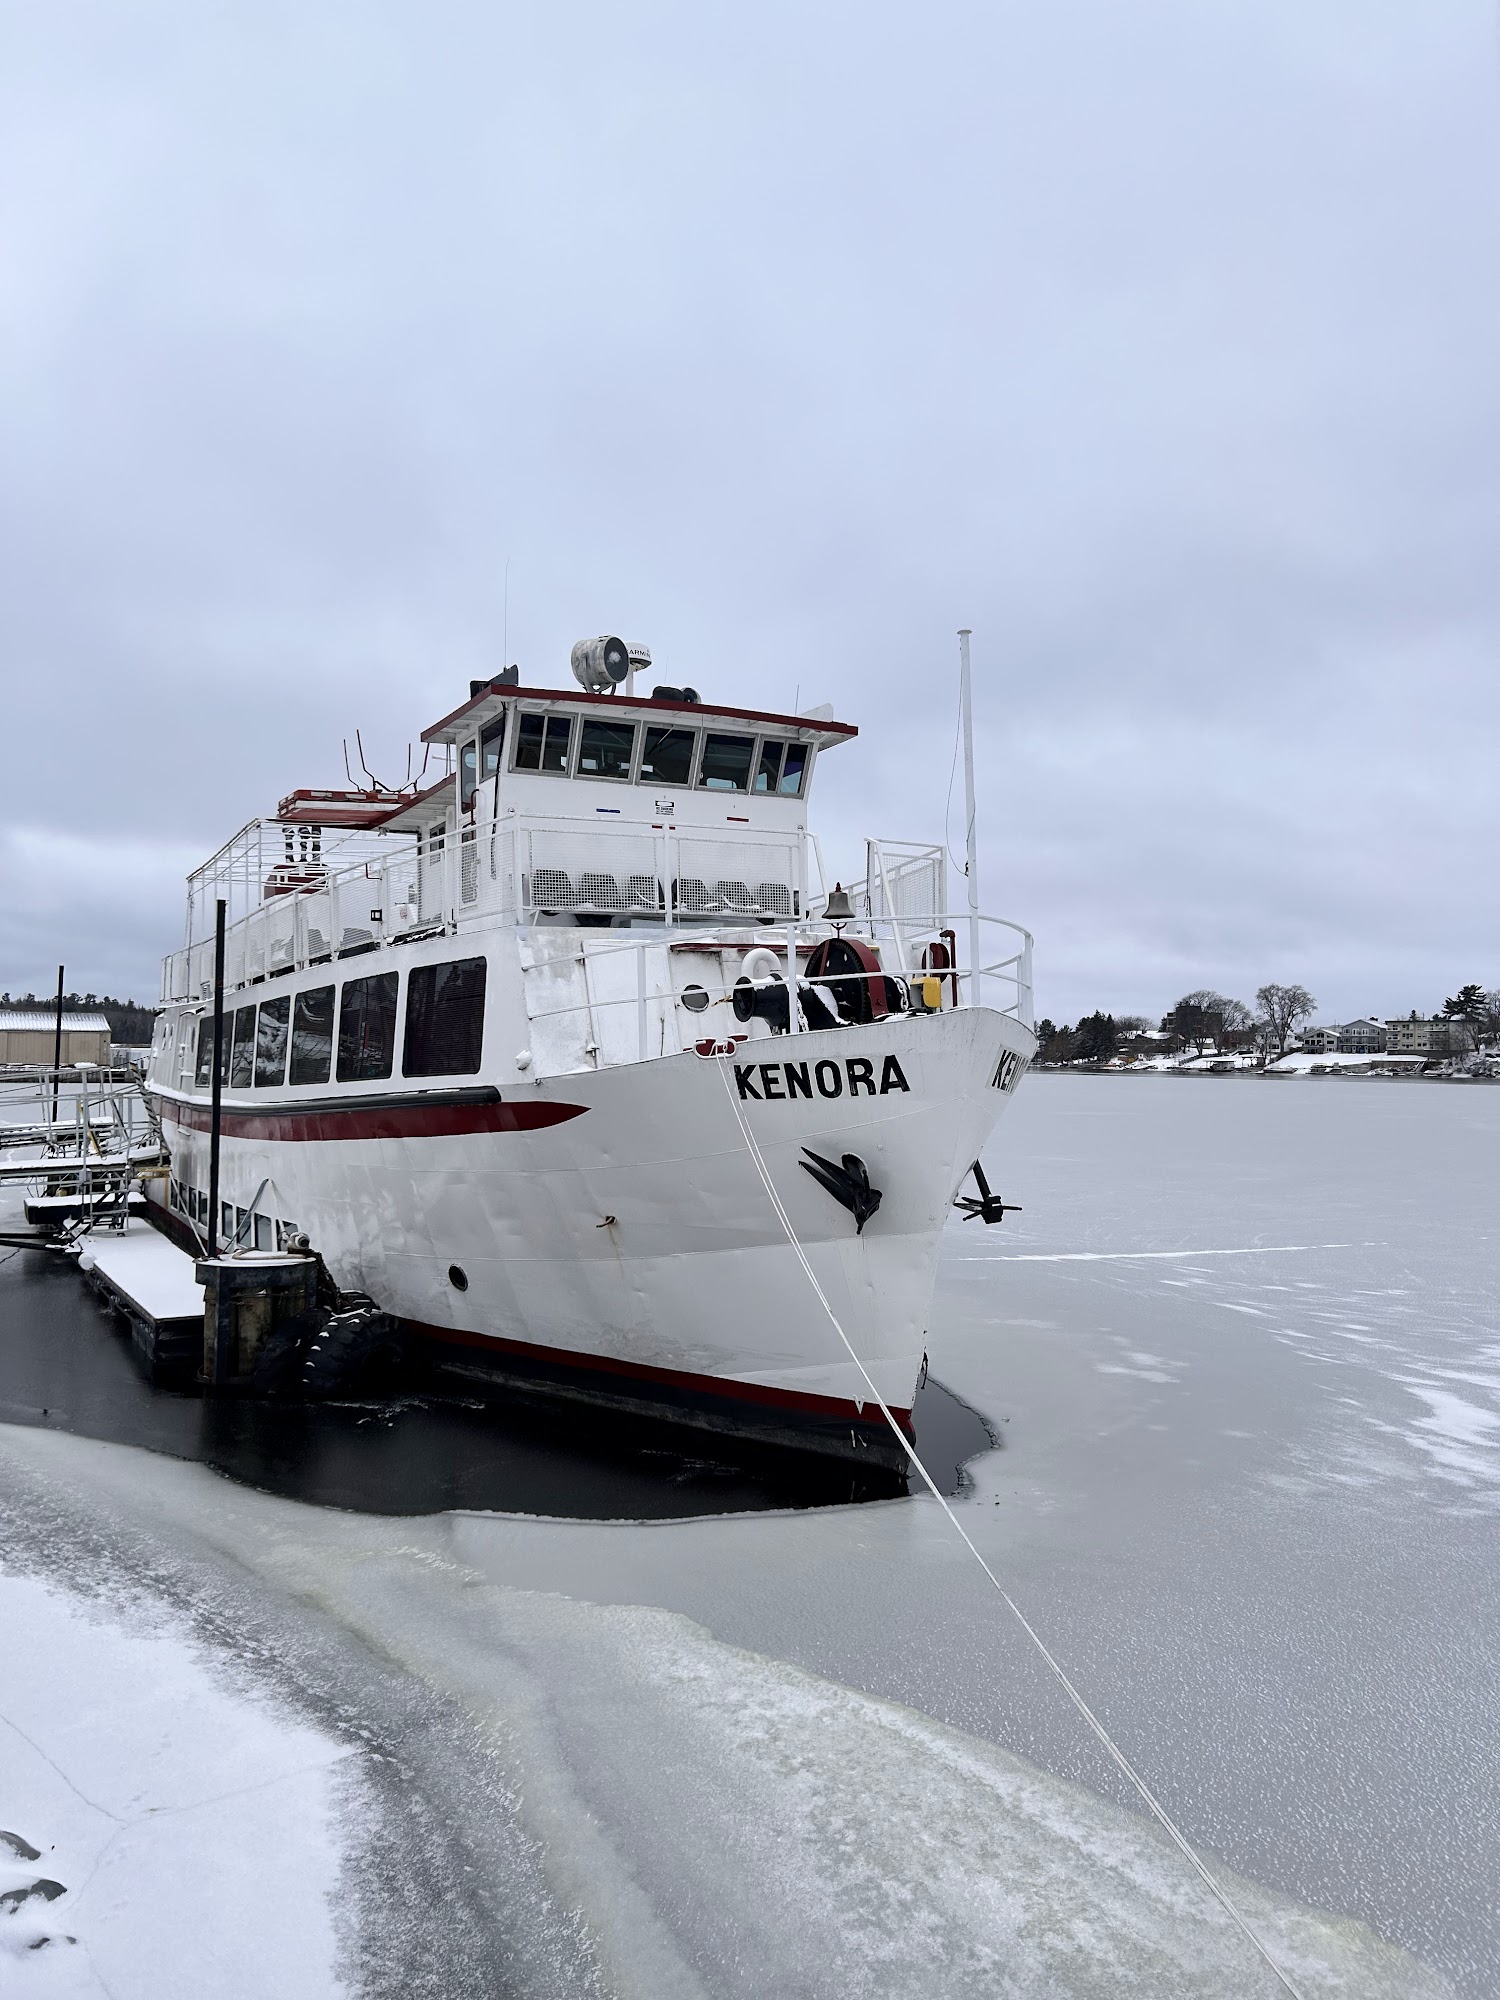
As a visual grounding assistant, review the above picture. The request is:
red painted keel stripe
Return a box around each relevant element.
[160,1099,586,1142]
[422,1319,914,1430]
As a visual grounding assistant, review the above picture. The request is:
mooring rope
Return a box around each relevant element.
[715,1054,1305,2000]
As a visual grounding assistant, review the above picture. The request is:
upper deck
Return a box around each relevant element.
[164,677,859,1004]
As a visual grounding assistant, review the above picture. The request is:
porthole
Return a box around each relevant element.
[448,1264,469,1292]
[680,984,711,1013]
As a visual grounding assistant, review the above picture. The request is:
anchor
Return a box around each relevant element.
[799,1148,883,1233]
[953,1159,1021,1225]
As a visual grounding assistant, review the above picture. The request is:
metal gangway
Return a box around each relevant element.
[0,1068,165,1232]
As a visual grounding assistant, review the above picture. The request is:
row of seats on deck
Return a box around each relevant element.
[528,869,797,918]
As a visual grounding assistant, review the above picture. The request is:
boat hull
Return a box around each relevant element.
[152,1006,1031,1466]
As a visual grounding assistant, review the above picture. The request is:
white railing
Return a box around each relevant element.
[163,799,810,1002]
[162,784,1033,1035]
[503,809,805,925]
[183,818,409,945]
[163,843,423,1003]
[518,910,1033,1074]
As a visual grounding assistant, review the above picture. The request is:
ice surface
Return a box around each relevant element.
[0,1421,1460,1998]
[0,1572,347,1998]
[3,1074,1496,1995]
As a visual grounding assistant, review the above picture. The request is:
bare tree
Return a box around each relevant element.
[1255,982,1317,1058]
[1170,990,1250,1054]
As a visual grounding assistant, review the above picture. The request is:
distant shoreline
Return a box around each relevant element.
[1034,1066,1499,1085]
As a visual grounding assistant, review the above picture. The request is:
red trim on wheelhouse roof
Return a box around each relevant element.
[420,684,858,748]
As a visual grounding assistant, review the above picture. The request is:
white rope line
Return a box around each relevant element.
[715,1056,1305,2000]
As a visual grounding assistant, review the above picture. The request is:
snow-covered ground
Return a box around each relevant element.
[3,1075,1496,1996]
[0,1573,349,1997]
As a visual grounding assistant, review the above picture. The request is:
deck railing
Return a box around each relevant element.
[163,805,808,1004]
[517,911,1033,1070]
[162,800,1031,1050]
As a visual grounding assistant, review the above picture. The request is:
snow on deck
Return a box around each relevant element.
[77,1228,203,1324]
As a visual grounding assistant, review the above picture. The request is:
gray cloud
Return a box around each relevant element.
[2,1,1496,1021]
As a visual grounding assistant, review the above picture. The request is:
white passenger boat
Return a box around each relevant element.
[146,638,1035,1468]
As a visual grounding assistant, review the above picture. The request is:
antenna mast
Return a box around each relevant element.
[958,628,981,1004]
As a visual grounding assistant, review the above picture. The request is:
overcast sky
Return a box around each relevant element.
[2,2,1497,1024]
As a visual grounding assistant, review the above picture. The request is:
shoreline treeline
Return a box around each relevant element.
[1035,982,1500,1066]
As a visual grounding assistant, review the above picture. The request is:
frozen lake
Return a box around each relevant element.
[1,1074,1495,1995]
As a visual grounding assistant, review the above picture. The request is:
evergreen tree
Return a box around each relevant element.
[1073,1012,1119,1062]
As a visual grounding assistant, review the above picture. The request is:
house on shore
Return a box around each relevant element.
[1337,1018,1389,1055]
[1297,1019,1394,1056]
[1295,1024,1341,1054]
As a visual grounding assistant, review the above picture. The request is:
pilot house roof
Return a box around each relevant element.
[419,684,857,750]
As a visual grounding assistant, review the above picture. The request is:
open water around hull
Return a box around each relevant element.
[1,1074,1494,1995]
[0,1239,992,1514]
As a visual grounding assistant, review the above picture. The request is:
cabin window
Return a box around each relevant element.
[513,713,573,773]
[639,726,695,788]
[337,972,399,1081]
[753,739,809,796]
[697,733,755,792]
[427,821,446,854]
[255,996,290,1087]
[459,738,479,810]
[403,957,486,1076]
[778,741,809,795]
[228,1005,256,1088]
[290,985,335,1085]
[577,718,636,781]
[481,715,506,782]
[194,1019,215,1088]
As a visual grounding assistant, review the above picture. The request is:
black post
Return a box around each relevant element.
[206,900,226,1258]
[50,963,64,1120]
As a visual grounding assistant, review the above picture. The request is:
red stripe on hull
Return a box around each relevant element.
[421,1319,914,1432]
[158,1097,586,1142]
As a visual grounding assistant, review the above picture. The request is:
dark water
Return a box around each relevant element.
[0,1242,993,1517]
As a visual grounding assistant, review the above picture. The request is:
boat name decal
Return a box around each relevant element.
[734,1055,910,1102]
[991,1050,1025,1092]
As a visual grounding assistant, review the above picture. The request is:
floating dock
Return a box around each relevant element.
[23,1190,146,1227]
[77,1226,203,1379]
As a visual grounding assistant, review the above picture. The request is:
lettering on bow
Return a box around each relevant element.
[735,1055,911,1101]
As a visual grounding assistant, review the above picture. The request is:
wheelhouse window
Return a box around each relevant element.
[254,996,290,1087]
[513,713,573,773]
[480,715,506,782]
[754,738,809,796]
[577,718,636,781]
[403,957,486,1077]
[337,972,399,1082]
[290,985,335,1085]
[459,738,479,810]
[639,725,695,788]
[228,1005,256,1089]
[697,732,755,792]
[778,741,809,794]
